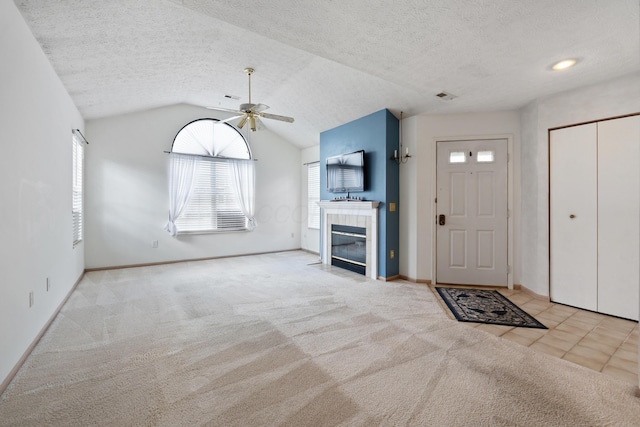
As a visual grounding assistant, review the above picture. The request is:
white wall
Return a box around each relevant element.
[401,111,522,284]
[85,104,302,268]
[300,146,320,254]
[399,116,418,279]
[520,71,640,296]
[0,1,85,387]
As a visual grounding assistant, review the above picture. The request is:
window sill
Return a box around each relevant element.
[176,228,250,235]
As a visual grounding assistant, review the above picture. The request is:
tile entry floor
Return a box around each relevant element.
[432,285,639,385]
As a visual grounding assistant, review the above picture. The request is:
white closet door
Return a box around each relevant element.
[550,123,598,311]
[597,115,640,320]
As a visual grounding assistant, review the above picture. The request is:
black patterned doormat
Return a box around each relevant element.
[435,287,547,329]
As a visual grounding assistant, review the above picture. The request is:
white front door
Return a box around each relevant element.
[436,139,508,286]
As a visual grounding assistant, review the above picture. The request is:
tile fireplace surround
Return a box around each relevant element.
[318,201,380,280]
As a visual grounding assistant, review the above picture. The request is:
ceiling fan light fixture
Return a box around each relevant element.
[552,58,577,71]
[206,68,294,131]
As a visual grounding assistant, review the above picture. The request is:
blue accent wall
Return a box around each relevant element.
[320,109,399,278]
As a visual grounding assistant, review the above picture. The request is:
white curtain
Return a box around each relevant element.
[230,159,257,230]
[165,153,200,236]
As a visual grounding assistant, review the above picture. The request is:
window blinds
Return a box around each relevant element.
[72,132,84,246]
[307,162,320,229]
[175,159,248,232]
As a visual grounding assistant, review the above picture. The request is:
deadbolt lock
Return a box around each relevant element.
[438,214,446,225]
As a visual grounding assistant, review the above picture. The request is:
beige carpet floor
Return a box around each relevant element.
[1,251,640,426]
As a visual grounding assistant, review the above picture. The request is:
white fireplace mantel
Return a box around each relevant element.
[318,200,380,211]
[318,200,380,280]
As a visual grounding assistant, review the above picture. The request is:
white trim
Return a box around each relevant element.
[431,134,514,289]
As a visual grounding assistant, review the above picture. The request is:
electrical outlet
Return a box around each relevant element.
[29,291,34,308]
[390,249,395,259]
[46,277,50,292]
[152,240,158,248]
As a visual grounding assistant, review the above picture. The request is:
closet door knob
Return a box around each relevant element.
[569,214,576,219]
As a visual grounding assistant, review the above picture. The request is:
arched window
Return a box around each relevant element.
[172,118,251,159]
[165,119,256,235]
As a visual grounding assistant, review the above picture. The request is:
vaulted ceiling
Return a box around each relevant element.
[15,0,640,148]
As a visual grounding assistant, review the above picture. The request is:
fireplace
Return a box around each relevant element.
[318,200,380,280]
[331,224,366,275]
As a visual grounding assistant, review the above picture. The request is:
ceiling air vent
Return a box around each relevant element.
[435,91,457,101]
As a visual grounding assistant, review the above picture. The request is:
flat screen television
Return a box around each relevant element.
[326,150,365,193]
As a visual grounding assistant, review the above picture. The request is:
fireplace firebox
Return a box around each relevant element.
[331,224,366,275]
[318,200,379,280]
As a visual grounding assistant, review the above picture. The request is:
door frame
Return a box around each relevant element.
[430,134,514,289]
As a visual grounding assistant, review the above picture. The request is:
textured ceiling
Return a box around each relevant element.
[14,0,640,148]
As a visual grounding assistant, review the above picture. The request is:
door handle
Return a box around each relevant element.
[438,214,446,226]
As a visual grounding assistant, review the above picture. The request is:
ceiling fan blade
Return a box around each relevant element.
[239,103,256,112]
[205,106,243,114]
[252,103,270,113]
[237,115,248,129]
[215,114,243,124]
[258,112,295,123]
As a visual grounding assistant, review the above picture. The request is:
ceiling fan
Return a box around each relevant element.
[207,67,294,132]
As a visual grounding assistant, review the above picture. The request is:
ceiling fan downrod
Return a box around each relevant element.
[244,67,254,106]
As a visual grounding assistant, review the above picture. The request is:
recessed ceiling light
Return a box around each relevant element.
[552,59,577,71]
